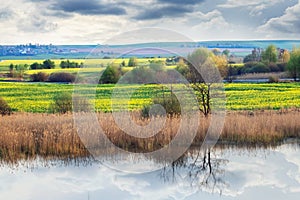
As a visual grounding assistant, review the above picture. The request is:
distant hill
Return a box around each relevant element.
[1,40,300,60]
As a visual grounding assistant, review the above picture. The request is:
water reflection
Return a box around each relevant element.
[0,142,300,200]
[160,148,228,195]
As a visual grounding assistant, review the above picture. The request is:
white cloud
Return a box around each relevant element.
[249,4,267,16]
[219,0,286,17]
[193,10,230,28]
[0,0,135,44]
[258,1,300,38]
[0,0,299,44]
[218,0,285,8]
[183,10,233,40]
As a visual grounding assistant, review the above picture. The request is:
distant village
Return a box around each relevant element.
[0,44,78,56]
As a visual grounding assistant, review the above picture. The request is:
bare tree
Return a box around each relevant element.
[186,48,223,117]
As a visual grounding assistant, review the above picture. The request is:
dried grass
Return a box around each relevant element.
[0,110,299,163]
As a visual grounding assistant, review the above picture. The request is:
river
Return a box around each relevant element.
[0,141,299,200]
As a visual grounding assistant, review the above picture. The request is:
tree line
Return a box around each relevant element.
[7,46,300,82]
[242,45,300,81]
[30,59,82,70]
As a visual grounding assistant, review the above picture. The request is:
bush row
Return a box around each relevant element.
[228,62,287,76]
[30,72,76,83]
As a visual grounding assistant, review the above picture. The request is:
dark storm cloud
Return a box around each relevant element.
[51,0,126,15]
[134,5,191,20]
[133,0,206,21]
[26,0,126,16]
[158,0,205,5]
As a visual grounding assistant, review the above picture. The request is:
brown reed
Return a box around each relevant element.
[0,110,299,163]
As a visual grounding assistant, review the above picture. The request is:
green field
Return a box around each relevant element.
[0,58,175,76]
[0,82,299,113]
[0,58,167,68]
[0,58,130,66]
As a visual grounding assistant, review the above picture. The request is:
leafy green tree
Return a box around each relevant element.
[282,50,290,63]
[226,65,238,83]
[287,48,300,81]
[30,62,42,70]
[222,49,230,57]
[60,60,69,69]
[8,64,15,77]
[176,58,189,78]
[43,59,55,69]
[9,64,14,72]
[121,60,126,67]
[243,54,256,63]
[128,57,138,67]
[60,60,79,69]
[262,45,278,63]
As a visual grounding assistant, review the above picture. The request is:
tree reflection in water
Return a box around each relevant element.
[160,147,229,194]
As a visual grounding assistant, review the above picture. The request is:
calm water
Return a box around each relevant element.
[1,142,300,200]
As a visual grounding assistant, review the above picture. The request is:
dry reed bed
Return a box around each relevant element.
[222,110,300,145]
[0,110,299,162]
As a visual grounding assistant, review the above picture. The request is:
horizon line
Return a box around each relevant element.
[1,39,300,46]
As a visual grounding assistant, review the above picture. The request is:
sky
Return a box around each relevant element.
[0,0,300,44]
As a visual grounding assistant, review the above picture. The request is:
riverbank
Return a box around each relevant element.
[0,110,299,163]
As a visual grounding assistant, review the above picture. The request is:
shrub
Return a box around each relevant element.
[73,95,92,112]
[99,65,121,84]
[243,54,256,63]
[268,62,280,72]
[30,72,49,82]
[122,66,156,84]
[128,57,138,67]
[48,72,76,83]
[277,63,287,72]
[141,93,181,118]
[50,93,91,114]
[268,75,279,83]
[0,97,12,116]
[242,62,270,73]
[251,62,270,73]
[50,92,72,114]
[242,62,256,73]
[141,105,151,118]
